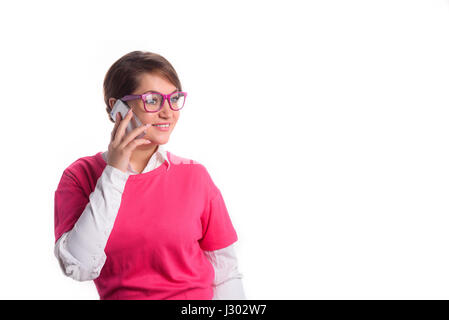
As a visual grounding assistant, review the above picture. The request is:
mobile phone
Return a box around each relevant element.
[110,99,146,140]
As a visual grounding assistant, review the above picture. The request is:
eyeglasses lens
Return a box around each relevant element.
[144,92,186,112]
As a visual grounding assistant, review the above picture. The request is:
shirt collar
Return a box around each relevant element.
[156,144,171,171]
[102,144,170,173]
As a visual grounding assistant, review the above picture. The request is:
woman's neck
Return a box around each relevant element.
[129,144,159,173]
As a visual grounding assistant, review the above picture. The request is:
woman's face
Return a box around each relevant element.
[111,72,180,146]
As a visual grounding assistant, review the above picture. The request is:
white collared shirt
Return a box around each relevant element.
[102,144,171,173]
[54,145,245,299]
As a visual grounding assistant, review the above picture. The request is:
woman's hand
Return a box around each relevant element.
[107,109,152,173]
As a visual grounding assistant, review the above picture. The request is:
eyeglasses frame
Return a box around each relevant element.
[121,91,188,113]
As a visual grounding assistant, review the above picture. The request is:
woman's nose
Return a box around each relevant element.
[158,99,172,116]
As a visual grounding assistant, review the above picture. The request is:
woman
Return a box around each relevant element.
[53,51,246,300]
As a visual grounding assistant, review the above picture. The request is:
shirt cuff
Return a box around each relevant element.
[104,164,130,191]
[212,277,246,300]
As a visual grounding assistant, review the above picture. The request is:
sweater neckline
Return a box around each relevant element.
[95,151,170,181]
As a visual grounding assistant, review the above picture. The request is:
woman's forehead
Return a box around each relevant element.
[136,72,177,94]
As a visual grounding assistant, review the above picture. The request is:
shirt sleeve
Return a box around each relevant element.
[53,165,129,281]
[54,231,106,281]
[198,188,238,251]
[203,244,246,300]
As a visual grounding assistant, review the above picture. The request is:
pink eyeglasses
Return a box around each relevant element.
[121,90,187,113]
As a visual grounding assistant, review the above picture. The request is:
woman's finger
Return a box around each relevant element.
[119,123,151,149]
[124,138,153,153]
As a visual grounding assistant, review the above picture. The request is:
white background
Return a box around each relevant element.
[0,0,448,299]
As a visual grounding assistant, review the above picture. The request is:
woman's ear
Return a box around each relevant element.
[108,97,117,109]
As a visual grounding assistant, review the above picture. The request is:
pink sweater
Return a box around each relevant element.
[54,151,238,300]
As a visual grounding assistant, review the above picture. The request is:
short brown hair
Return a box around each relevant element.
[103,51,183,123]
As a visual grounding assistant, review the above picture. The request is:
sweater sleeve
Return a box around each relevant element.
[53,165,129,281]
[198,188,238,251]
[203,244,246,300]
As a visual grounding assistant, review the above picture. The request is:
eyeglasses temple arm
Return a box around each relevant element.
[121,94,141,101]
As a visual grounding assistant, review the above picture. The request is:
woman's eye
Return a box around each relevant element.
[146,98,158,104]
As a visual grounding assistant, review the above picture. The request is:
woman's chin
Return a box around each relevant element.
[147,137,169,145]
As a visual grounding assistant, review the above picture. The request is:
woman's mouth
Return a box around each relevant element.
[152,123,170,131]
